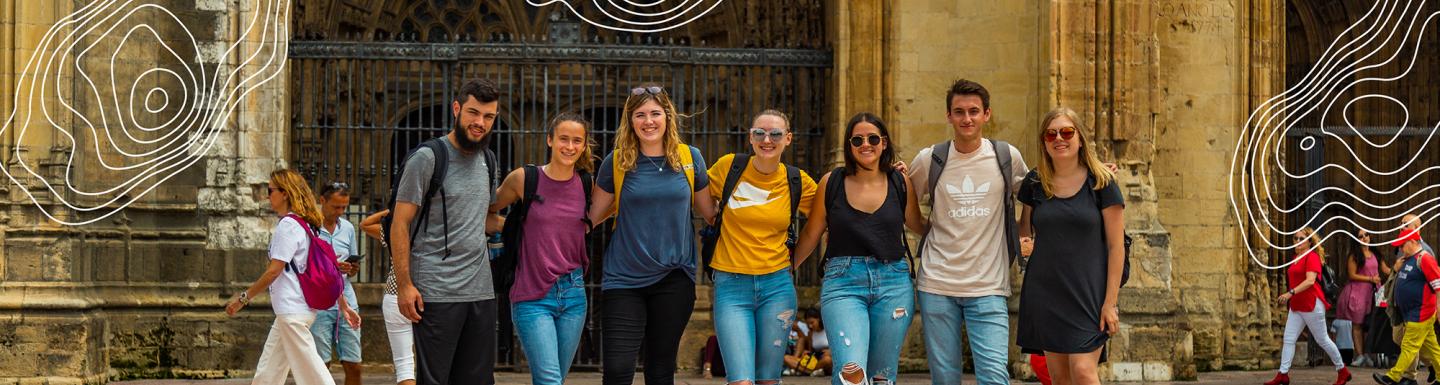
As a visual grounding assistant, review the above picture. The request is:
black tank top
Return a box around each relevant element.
[823,168,906,262]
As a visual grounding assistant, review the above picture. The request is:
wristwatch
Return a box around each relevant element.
[237,291,251,305]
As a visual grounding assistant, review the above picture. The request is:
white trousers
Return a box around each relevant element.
[383,294,417,383]
[1280,299,1346,373]
[253,312,335,385]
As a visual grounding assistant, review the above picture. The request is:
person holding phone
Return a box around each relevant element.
[310,181,364,385]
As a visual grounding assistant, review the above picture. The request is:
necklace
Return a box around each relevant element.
[644,156,665,172]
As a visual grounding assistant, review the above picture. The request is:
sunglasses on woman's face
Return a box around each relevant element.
[750,128,786,142]
[631,86,664,96]
[849,134,885,147]
[1044,127,1078,142]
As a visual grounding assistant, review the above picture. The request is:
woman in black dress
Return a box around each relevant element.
[1016,107,1125,385]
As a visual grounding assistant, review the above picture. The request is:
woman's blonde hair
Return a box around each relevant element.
[614,84,686,173]
[1297,226,1326,260]
[1036,107,1115,198]
[270,169,323,228]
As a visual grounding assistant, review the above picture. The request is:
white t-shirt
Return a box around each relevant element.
[268,214,313,315]
[908,139,1027,298]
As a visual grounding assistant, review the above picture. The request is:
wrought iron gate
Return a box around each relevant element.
[287,36,833,369]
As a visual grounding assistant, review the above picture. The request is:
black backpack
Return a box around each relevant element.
[1321,263,1341,304]
[492,165,593,295]
[921,139,1021,265]
[822,166,915,276]
[381,136,500,260]
[699,154,804,278]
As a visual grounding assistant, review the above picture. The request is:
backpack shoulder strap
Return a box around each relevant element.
[404,137,450,239]
[420,137,452,258]
[710,154,750,248]
[485,148,501,200]
[993,139,1013,184]
[283,214,315,273]
[786,164,803,254]
[927,141,950,207]
[718,154,751,213]
[679,143,697,191]
[523,165,541,203]
[423,138,450,197]
[991,139,1019,265]
[579,170,595,228]
[786,165,803,218]
[609,152,624,224]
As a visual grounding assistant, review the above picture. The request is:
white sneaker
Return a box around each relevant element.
[1352,356,1367,367]
[783,369,796,376]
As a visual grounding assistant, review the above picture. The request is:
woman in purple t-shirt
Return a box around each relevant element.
[487,113,596,385]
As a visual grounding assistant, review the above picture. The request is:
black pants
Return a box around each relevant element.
[414,299,497,385]
[602,270,696,385]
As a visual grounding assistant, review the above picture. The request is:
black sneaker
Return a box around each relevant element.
[1376,373,1403,385]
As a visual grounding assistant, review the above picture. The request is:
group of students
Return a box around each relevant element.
[224,77,1130,385]
[1268,214,1440,385]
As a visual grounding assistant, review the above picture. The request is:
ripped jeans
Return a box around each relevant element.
[820,257,915,385]
[713,268,798,384]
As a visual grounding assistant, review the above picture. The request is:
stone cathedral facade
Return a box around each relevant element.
[1,0,1435,383]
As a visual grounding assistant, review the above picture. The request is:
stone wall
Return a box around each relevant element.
[0,0,1300,382]
[0,0,291,382]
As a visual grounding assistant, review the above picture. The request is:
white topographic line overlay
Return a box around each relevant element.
[531,0,725,33]
[1230,0,1440,269]
[1,0,289,226]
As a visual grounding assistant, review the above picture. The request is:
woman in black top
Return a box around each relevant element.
[1016,107,1125,385]
[794,112,926,385]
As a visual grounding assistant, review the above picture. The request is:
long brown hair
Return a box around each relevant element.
[549,112,596,173]
[270,169,323,228]
[614,84,687,173]
[1036,107,1115,198]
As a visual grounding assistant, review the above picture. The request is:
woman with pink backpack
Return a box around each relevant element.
[225,169,360,385]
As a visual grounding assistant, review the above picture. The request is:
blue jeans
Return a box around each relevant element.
[713,268,798,383]
[311,279,361,362]
[512,269,588,385]
[820,257,915,385]
[918,292,1010,385]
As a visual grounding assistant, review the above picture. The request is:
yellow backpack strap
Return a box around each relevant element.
[606,144,695,227]
[607,154,624,222]
[678,143,695,191]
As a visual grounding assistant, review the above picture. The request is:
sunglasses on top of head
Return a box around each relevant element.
[631,86,664,96]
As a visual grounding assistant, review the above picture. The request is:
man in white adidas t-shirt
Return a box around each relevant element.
[907,79,1027,385]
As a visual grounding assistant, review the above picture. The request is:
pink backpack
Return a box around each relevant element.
[285,214,345,310]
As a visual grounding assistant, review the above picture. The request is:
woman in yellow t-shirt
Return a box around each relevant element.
[706,109,819,385]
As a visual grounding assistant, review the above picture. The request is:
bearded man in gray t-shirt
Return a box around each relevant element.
[390,79,502,385]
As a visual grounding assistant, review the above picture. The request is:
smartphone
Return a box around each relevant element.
[344,254,363,264]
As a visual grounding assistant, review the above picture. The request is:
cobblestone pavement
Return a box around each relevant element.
[107,365,1389,384]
